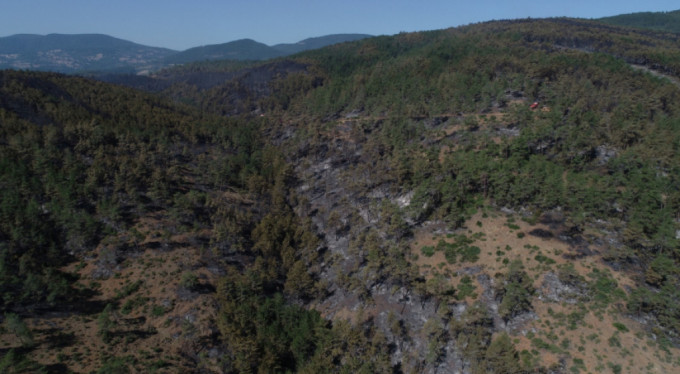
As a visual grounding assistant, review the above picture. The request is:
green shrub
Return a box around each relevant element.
[612,322,629,332]
[588,269,625,307]
[456,276,477,299]
[420,245,435,257]
[460,245,481,263]
[534,254,556,265]
[498,260,534,320]
[97,356,133,374]
[179,272,199,290]
[437,235,480,264]
[151,305,168,317]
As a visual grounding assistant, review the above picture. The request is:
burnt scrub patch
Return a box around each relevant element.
[529,228,554,239]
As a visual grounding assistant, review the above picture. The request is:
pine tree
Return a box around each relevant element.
[5,313,33,347]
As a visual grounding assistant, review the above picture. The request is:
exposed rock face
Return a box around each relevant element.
[286,118,553,372]
[540,271,585,304]
[290,124,471,372]
[595,144,617,165]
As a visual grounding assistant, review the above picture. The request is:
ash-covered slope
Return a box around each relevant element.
[246,17,680,372]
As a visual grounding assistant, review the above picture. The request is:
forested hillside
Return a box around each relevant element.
[599,9,680,34]
[3,17,680,373]
[0,70,286,371]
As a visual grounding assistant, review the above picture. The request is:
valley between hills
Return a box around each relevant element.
[2,15,680,374]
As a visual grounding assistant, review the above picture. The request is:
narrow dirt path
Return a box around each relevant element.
[630,64,680,88]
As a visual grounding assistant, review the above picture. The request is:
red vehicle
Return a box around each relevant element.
[530,101,539,110]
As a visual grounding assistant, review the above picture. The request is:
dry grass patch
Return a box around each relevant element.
[0,217,222,373]
[410,208,680,373]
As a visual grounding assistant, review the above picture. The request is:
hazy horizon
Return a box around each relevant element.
[1,1,678,50]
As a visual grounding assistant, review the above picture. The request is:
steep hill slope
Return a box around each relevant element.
[0,70,273,371]
[3,17,680,373]
[197,17,680,372]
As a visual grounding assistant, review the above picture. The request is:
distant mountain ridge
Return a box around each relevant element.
[597,9,680,33]
[0,33,373,73]
[272,34,373,55]
[164,39,284,64]
[0,33,176,72]
[167,34,372,64]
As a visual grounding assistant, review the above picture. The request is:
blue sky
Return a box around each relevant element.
[1,1,678,50]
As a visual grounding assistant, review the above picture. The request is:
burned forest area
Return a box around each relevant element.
[3,17,680,374]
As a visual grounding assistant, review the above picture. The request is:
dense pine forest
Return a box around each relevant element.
[2,17,680,373]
